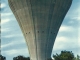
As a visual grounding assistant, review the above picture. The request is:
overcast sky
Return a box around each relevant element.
[1,0,80,60]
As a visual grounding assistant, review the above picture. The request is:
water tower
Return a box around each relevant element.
[8,0,72,60]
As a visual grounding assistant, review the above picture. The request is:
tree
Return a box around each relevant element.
[0,55,6,60]
[76,55,80,60]
[73,55,80,60]
[53,50,74,60]
[13,55,30,60]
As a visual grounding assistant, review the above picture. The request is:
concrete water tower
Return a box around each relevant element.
[8,0,72,60]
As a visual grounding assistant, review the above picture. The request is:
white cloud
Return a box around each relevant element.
[1,43,15,48]
[56,36,68,42]
[75,5,80,14]
[53,36,68,50]
[1,40,25,48]
[71,16,80,21]
[2,48,29,56]
[1,28,10,32]
[1,13,12,17]
[78,27,80,46]
[2,34,23,38]
[59,25,74,32]
[53,35,79,51]
[66,5,80,21]
[1,3,6,8]
[68,20,74,24]
[1,19,10,25]
[4,35,16,38]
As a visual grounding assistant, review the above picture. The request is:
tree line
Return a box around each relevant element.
[13,50,80,60]
[1,50,80,60]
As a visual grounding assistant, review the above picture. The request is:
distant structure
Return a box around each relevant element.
[0,55,6,60]
[13,55,30,60]
[8,0,72,60]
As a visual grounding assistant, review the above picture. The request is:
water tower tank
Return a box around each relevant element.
[8,0,72,60]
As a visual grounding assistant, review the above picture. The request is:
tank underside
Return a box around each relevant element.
[8,0,72,60]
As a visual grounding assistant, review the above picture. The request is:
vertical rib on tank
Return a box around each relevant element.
[8,0,72,60]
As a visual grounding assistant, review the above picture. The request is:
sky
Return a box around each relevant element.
[1,0,80,60]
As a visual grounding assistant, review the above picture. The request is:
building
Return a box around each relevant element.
[0,55,6,60]
[8,0,72,60]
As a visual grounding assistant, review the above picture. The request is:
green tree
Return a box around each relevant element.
[13,55,30,60]
[53,50,74,60]
[73,57,77,60]
[73,55,80,60]
[76,55,80,60]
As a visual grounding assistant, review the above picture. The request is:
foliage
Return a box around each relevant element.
[13,55,30,60]
[73,55,80,60]
[53,50,74,60]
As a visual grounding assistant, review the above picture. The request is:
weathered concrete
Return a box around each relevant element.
[8,0,72,60]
